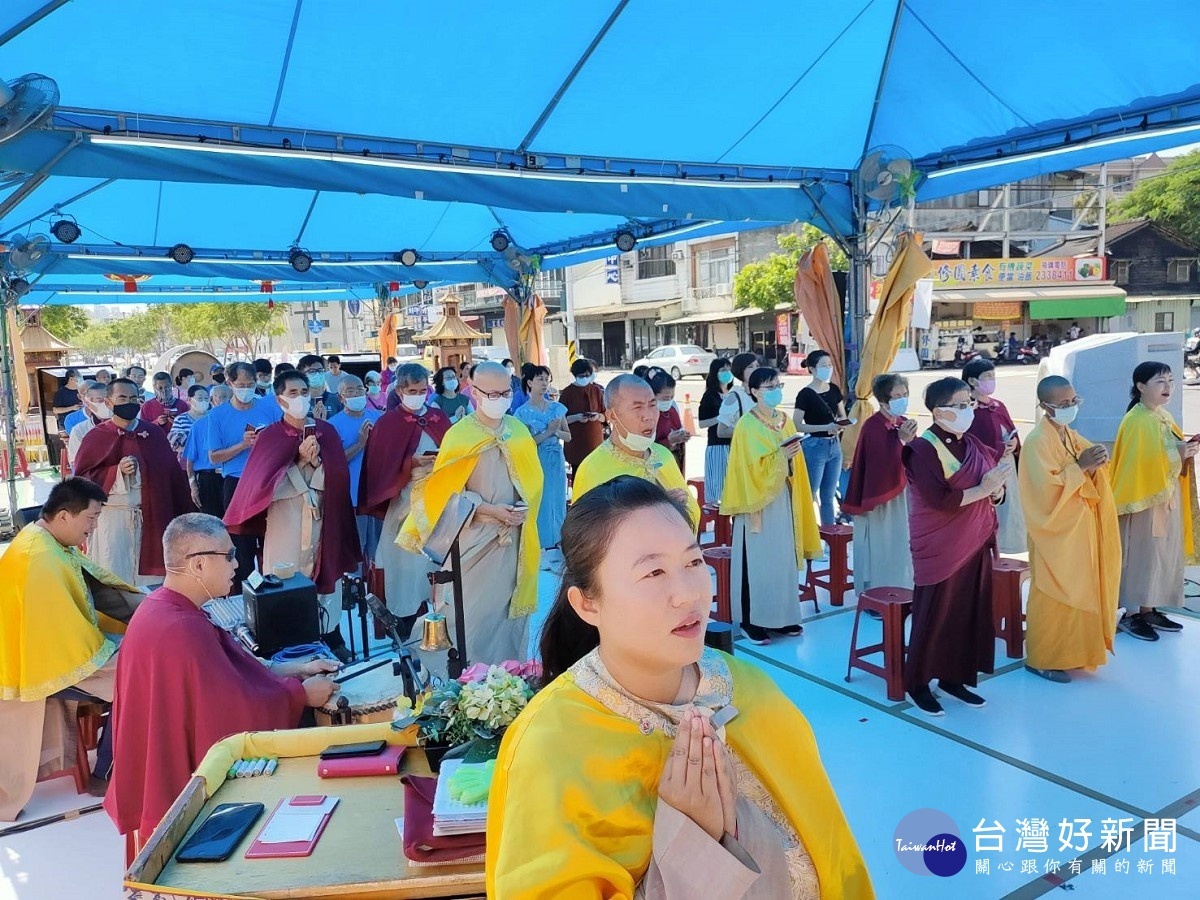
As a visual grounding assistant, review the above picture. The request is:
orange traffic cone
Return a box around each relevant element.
[683,393,698,435]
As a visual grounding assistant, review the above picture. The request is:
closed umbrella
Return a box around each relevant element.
[519,294,548,367]
[794,243,845,390]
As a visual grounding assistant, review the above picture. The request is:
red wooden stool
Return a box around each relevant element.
[703,546,732,624]
[699,502,720,538]
[846,586,913,701]
[712,511,732,547]
[688,477,706,509]
[992,557,1030,659]
[38,702,108,795]
[806,524,854,607]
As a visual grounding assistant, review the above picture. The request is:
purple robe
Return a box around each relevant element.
[902,426,999,691]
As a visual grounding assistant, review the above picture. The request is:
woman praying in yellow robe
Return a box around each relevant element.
[1109,362,1200,642]
[486,476,872,899]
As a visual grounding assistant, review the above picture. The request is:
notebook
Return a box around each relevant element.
[244,795,339,859]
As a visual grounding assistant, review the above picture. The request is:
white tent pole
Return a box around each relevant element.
[0,294,22,524]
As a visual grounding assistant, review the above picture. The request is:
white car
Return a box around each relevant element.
[394,343,422,364]
[632,345,716,380]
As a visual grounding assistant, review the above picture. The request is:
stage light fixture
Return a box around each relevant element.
[7,277,31,298]
[169,243,194,264]
[614,230,637,253]
[50,219,81,244]
[397,249,418,267]
[413,280,429,290]
[288,247,313,272]
[490,230,511,252]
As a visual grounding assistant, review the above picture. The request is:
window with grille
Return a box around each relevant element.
[1154,312,1174,332]
[697,246,732,288]
[1112,260,1130,284]
[1167,259,1193,282]
[637,245,676,280]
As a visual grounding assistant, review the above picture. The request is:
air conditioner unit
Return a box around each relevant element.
[671,250,685,260]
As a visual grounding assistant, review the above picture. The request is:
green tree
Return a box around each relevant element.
[1112,150,1200,245]
[74,321,117,358]
[733,227,849,313]
[163,302,287,357]
[39,305,91,342]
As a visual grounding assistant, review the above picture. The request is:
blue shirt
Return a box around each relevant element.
[207,398,282,478]
[183,414,217,472]
[63,409,88,432]
[328,407,383,502]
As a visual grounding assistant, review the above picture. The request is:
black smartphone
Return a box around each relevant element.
[303,423,316,440]
[319,739,386,760]
[175,802,265,863]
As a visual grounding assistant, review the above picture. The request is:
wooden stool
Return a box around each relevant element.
[846,586,913,701]
[703,546,732,624]
[806,524,854,607]
[39,701,108,794]
[992,557,1030,659]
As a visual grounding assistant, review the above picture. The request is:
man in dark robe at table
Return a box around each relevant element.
[902,377,1011,717]
[558,357,606,474]
[358,363,451,629]
[74,378,195,585]
[105,514,338,841]
[224,370,362,660]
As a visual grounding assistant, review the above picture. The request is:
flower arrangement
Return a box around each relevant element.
[398,660,541,757]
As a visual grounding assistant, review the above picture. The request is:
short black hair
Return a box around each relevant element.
[42,477,107,518]
[326,354,341,364]
[152,370,172,384]
[570,358,594,377]
[297,354,324,371]
[125,365,146,377]
[274,361,295,376]
[253,358,273,375]
[521,365,552,394]
[804,349,831,371]
[730,352,758,382]
[962,358,995,385]
[64,368,80,380]
[501,358,514,368]
[226,361,256,383]
[274,370,310,394]
[747,366,779,391]
[107,377,139,397]
[187,383,209,399]
[924,377,970,411]
[649,371,676,394]
[386,356,397,365]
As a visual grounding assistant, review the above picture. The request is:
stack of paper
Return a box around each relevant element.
[431,760,488,836]
[256,797,339,844]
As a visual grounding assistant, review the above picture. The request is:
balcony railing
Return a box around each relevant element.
[688,283,733,301]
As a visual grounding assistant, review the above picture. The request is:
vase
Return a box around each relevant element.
[423,741,452,773]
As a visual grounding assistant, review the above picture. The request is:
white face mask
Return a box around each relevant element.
[233,386,257,404]
[479,396,511,420]
[656,399,674,413]
[401,393,426,412]
[887,397,909,417]
[612,413,655,452]
[90,400,113,421]
[443,378,459,392]
[1047,404,1078,427]
[190,398,210,414]
[936,406,975,434]
[280,395,310,419]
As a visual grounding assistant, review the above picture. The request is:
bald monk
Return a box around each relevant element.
[1018,376,1120,683]
[399,362,543,667]
[571,374,701,530]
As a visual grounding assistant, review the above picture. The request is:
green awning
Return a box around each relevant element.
[1028,296,1127,320]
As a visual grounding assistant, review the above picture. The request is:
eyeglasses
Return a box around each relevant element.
[186,547,238,561]
[1044,397,1084,409]
[940,400,978,411]
[479,389,514,401]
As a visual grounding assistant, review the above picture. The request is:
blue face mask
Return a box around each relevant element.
[717,370,734,385]
[760,387,784,408]
[887,397,909,417]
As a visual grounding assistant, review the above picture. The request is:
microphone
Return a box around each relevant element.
[365,591,403,650]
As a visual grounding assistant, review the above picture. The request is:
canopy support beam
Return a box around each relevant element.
[861,0,908,159]
[0,177,115,240]
[0,0,69,48]
[0,135,80,223]
[517,0,630,154]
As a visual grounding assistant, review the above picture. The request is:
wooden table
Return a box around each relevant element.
[125,725,485,900]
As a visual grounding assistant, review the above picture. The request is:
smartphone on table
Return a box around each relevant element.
[175,802,265,863]
[319,739,386,760]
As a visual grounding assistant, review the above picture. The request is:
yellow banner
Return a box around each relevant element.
[932,257,1105,288]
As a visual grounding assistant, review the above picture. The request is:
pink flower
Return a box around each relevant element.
[520,660,543,681]
[456,663,491,684]
[498,660,524,677]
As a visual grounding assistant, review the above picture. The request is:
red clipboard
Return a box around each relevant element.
[244,795,338,859]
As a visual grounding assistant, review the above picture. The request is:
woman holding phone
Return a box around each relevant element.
[723,368,822,645]
[791,350,847,526]
[962,358,1025,553]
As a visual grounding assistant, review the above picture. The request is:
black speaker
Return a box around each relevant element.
[16,505,42,527]
[704,621,735,656]
[243,574,320,658]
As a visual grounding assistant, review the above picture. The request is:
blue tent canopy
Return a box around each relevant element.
[2,0,1200,293]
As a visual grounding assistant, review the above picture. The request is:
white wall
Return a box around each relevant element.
[568,259,621,312]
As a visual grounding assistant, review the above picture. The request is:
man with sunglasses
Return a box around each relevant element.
[105,513,340,842]
[1018,376,1120,683]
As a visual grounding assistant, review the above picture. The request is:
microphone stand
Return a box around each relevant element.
[339,573,373,662]
[427,537,468,680]
[365,590,425,706]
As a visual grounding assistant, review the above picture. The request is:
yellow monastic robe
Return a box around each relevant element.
[572,440,701,532]
[1,524,135,702]
[1109,403,1200,564]
[486,650,873,898]
[1017,420,1121,670]
[398,414,543,617]
[722,411,823,564]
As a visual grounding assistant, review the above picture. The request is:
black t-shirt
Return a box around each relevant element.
[52,385,79,428]
[698,389,731,446]
[793,384,844,426]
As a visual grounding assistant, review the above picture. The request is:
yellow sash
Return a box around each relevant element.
[721,411,822,562]
[398,414,543,617]
[0,525,135,701]
[571,440,701,532]
[1109,403,1200,562]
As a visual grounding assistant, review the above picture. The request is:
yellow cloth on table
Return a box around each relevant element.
[1018,420,1121,669]
[571,439,701,532]
[398,413,543,617]
[0,524,134,701]
[486,653,873,898]
[1109,403,1200,563]
[721,411,822,563]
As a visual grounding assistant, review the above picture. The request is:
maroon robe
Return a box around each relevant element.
[559,382,605,471]
[902,426,999,691]
[655,404,686,472]
[73,419,196,575]
[104,587,307,837]
[223,418,361,593]
[842,412,906,515]
[141,396,189,431]
[357,405,451,519]
[969,397,1020,459]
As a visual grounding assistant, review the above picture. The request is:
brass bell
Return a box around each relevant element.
[419,613,452,652]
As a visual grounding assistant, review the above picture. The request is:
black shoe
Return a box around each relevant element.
[1117,613,1159,641]
[1144,609,1183,632]
[909,686,944,717]
[741,623,771,645]
[1025,665,1072,684]
[771,624,803,637]
[939,680,986,707]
